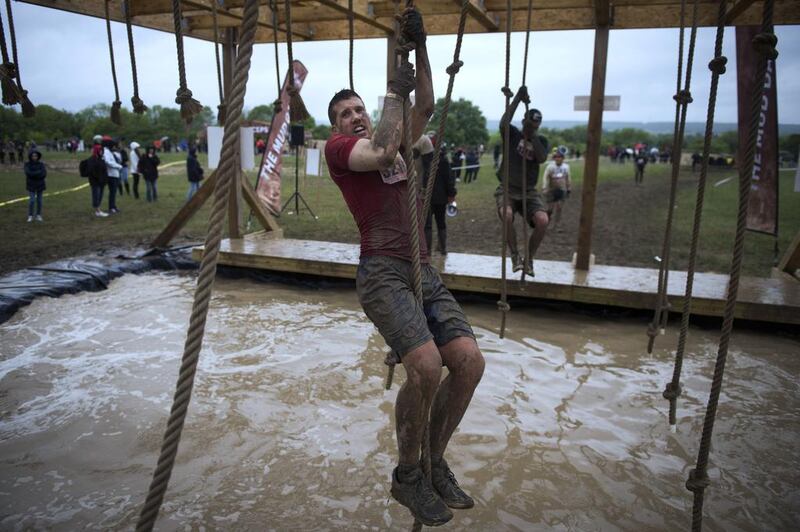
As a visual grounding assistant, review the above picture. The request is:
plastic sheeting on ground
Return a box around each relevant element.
[0,247,198,325]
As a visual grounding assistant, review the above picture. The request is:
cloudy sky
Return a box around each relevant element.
[7,3,800,125]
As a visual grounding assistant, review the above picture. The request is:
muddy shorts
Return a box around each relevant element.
[356,255,475,358]
[494,187,546,228]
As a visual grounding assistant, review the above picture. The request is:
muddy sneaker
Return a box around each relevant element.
[431,458,474,509]
[524,258,534,277]
[391,466,453,527]
[511,253,523,273]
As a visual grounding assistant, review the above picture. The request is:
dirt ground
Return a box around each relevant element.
[446,174,675,269]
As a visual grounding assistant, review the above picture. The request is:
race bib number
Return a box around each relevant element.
[379,155,408,184]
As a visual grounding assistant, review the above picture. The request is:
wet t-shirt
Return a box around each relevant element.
[497,125,548,198]
[325,133,428,261]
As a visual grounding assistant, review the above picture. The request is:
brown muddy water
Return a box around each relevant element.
[0,271,798,531]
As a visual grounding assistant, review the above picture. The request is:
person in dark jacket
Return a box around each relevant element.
[87,143,109,217]
[138,146,160,202]
[24,150,47,222]
[185,147,204,201]
[424,147,457,255]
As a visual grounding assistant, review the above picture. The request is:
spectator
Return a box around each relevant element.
[424,146,456,255]
[543,151,571,228]
[464,147,479,183]
[24,150,47,222]
[118,142,131,196]
[634,150,648,184]
[139,146,161,202]
[88,144,109,217]
[493,143,501,170]
[129,142,142,199]
[102,137,123,214]
[186,147,204,201]
[451,147,464,181]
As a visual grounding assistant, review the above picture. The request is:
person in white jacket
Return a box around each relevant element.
[101,136,123,214]
[129,141,142,199]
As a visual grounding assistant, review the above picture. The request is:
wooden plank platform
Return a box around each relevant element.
[192,233,800,326]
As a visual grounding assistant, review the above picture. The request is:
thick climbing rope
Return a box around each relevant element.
[420,0,469,222]
[270,0,282,114]
[103,0,123,125]
[686,3,776,529]
[663,0,728,427]
[171,0,203,124]
[0,1,17,105]
[1,0,32,115]
[348,0,355,91]
[284,0,310,122]
[646,0,698,354]
[123,0,148,115]
[211,0,226,123]
[497,0,513,338]
[519,0,533,282]
[134,0,261,529]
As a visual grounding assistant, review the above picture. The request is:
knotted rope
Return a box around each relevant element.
[498,0,512,338]
[687,3,776,529]
[171,0,203,124]
[348,0,355,91]
[646,0,698,354]
[270,0,282,115]
[211,0,226,123]
[134,0,261,529]
[664,0,728,427]
[420,0,469,222]
[284,0,310,123]
[124,0,148,114]
[103,0,123,125]
[1,0,33,115]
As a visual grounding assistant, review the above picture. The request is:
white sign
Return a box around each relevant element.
[207,126,256,170]
[305,148,321,176]
[574,95,621,111]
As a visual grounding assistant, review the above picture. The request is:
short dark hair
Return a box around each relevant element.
[328,89,362,125]
[526,108,542,122]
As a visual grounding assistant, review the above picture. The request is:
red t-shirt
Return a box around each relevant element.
[325,133,428,261]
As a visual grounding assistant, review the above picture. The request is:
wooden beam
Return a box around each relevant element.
[152,170,217,248]
[724,0,758,24]
[777,228,800,277]
[455,0,499,32]
[575,2,610,271]
[315,0,394,35]
[241,177,282,232]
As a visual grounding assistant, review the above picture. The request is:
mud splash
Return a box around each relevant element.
[1,272,798,530]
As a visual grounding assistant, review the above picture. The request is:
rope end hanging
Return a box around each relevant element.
[19,89,34,117]
[217,103,227,124]
[1,63,20,105]
[110,100,122,125]
[384,350,400,390]
[175,87,203,125]
[131,96,148,115]
[287,86,310,123]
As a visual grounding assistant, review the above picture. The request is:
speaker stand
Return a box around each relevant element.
[281,144,317,219]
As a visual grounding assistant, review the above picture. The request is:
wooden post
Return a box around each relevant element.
[224,27,242,239]
[575,2,611,271]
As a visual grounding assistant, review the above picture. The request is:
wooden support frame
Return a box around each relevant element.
[575,0,611,271]
[724,0,759,24]
[316,0,394,35]
[777,228,800,278]
[455,0,499,32]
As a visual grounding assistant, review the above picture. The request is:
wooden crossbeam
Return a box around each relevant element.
[724,0,758,24]
[455,0,499,31]
[315,0,394,34]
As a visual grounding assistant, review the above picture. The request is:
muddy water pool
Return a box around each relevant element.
[0,271,798,531]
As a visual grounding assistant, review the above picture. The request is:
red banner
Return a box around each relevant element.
[256,60,309,216]
[736,26,779,235]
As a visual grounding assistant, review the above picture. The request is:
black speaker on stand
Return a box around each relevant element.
[282,124,317,218]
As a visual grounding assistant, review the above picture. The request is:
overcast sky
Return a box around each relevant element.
[7,3,800,125]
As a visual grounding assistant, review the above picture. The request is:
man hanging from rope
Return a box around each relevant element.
[496,86,549,276]
[324,6,484,528]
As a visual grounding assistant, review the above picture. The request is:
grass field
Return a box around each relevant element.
[1,149,798,278]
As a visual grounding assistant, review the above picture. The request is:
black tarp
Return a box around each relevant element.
[0,247,198,325]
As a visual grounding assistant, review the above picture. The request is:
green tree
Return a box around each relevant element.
[429,97,488,148]
[246,104,274,122]
[312,124,331,139]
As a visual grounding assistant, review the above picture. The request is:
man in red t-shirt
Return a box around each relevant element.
[325,7,484,528]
